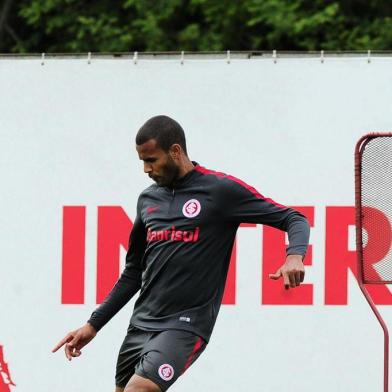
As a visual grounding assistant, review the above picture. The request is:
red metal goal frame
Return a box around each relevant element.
[355,133,392,392]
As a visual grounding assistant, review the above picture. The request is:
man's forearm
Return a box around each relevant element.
[88,269,141,332]
[285,212,310,256]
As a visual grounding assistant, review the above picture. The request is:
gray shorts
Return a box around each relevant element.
[116,325,207,391]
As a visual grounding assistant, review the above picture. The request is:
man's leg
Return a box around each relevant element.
[116,328,206,391]
[116,327,154,391]
[124,374,161,392]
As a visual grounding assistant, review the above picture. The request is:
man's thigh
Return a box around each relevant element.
[116,327,206,391]
[116,326,154,389]
[134,329,206,391]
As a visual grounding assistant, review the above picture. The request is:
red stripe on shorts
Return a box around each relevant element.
[182,337,203,374]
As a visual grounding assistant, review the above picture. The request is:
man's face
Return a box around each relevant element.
[136,139,179,187]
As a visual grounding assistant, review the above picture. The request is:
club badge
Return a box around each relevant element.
[182,199,201,218]
[158,364,174,381]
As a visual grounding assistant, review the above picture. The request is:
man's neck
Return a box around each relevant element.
[177,157,195,178]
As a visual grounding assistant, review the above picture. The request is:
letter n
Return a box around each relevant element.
[97,207,133,303]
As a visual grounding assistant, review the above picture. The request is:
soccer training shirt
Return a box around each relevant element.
[88,164,310,342]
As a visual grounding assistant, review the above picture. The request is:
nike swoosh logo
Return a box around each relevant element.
[147,206,159,214]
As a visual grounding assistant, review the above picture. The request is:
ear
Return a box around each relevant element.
[169,144,182,160]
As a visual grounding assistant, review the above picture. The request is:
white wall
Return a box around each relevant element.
[1,55,392,391]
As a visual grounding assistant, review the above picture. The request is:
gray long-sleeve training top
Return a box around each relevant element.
[88,163,310,342]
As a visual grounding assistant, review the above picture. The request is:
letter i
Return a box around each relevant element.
[61,206,86,304]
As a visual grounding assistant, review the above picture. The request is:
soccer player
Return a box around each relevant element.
[53,115,310,392]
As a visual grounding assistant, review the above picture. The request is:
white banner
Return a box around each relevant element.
[1,55,392,391]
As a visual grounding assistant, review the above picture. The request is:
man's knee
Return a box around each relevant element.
[124,385,160,392]
[124,388,157,392]
[124,374,161,392]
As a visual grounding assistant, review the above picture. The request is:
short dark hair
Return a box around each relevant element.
[135,115,188,155]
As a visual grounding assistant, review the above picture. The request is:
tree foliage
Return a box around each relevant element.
[1,0,392,53]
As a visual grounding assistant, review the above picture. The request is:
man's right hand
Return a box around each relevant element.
[52,323,97,361]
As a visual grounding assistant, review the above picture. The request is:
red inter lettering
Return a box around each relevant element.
[0,345,16,391]
[325,207,355,305]
[96,207,133,303]
[222,240,236,305]
[325,206,392,305]
[222,223,256,305]
[61,206,86,304]
[362,207,392,282]
[262,207,314,305]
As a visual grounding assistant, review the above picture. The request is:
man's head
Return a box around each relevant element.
[135,115,188,187]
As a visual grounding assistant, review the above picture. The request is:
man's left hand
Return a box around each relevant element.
[269,255,305,290]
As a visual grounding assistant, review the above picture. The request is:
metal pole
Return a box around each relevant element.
[355,134,390,392]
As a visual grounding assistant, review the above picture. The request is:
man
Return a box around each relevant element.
[53,115,310,392]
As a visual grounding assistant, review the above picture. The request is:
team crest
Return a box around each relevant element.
[158,364,174,381]
[182,199,201,218]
